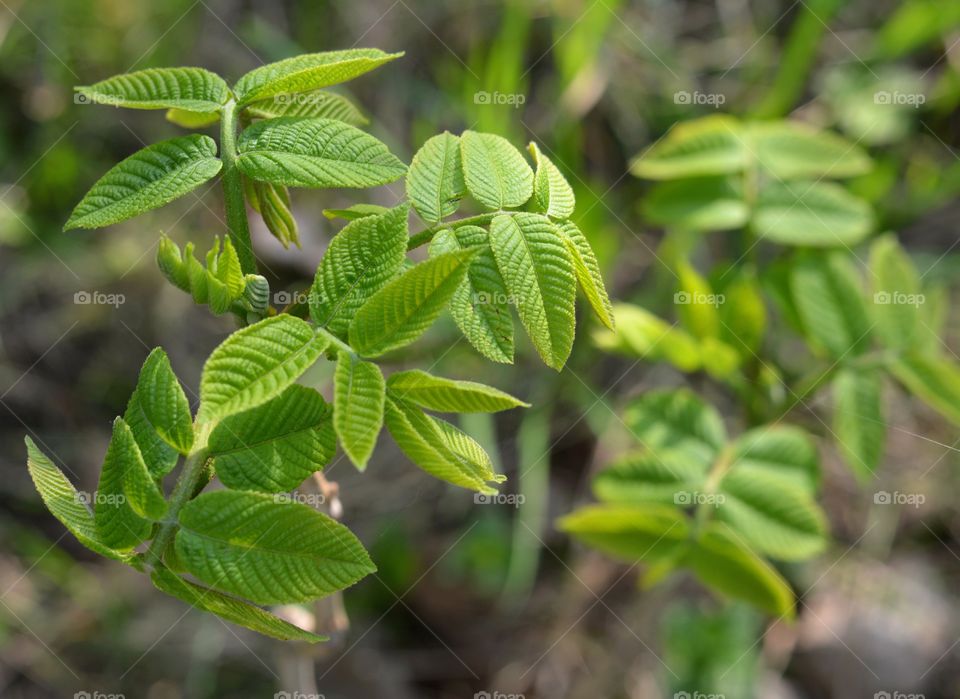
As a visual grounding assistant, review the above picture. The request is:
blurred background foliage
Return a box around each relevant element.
[2,0,960,697]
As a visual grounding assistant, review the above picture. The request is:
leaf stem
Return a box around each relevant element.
[144,445,210,569]
[406,211,510,250]
[220,99,257,275]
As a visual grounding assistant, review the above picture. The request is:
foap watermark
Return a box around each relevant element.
[274,692,325,699]
[674,291,724,307]
[73,692,125,699]
[74,92,123,107]
[473,291,519,306]
[474,692,525,699]
[273,492,326,507]
[674,90,725,108]
[474,493,525,508]
[273,289,319,307]
[473,91,526,108]
[75,491,126,507]
[873,290,924,308]
[674,491,725,507]
[874,692,925,699]
[75,291,125,307]
[874,491,925,508]
[674,692,725,699]
[874,90,925,108]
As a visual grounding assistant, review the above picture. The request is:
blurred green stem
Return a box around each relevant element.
[220,99,257,274]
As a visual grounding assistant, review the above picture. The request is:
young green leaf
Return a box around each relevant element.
[687,523,794,619]
[247,180,299,248]
[429,226,514,363]
[233,49,403,104]
[870,234,922,350]
[557,221,614,330]
[890,353,960,425]
[623,389,726,469]
[833,367,886,481]
[135,348,194,455]
[75,67,230,112]
[166,108,220,129]
[175,490,376,605]
[124,387,179,479]
[729,426,820,492]
[348,250,475,357]
[642,177,748,232]
[489,213,576,370]
[674,260,719,339]
[157,236,246,315]
[198,315,329,423]
[208,385,335,492]
[151,566,327,643]
[790,252,872,358]
[310,205,408,337]
[558,503,691,561]
[244,89,368,125]
[630,115,747,179]
[528,142,575,219]
[406,132,465,224]
[717,469,828,561]
[593,303,702,372]
[592,449,707,506]
[749,121,872,179]
[236,117,406,189]
[384,396,505,493]
[334,352,386,471]
[718,270,766,355]
[95,418,167,550]
[65,135,222,230]
[753,180,873,246]
[386,369,528,412]
[322,203,389,221]
[24,437,133,563]
[460,131,534,209]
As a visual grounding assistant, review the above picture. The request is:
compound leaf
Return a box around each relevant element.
[65,135,221,230]
[198,315,328,423]
[175,490,376,605]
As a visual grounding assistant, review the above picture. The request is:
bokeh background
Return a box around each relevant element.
[2,1,960,697]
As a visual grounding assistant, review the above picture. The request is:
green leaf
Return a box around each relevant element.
[166,108,220,129]
[642,177,748,232]
[233,49,403,104]
[209,385,335,492]
[717,469,827,561]
[198,315,328,423]
[833,368,886,481]
[348,250,475,357]
[386,369,528,412]
[244,89,368,125]
[65,135,222,230]
[24,437,133,563]
[869,234,923,350]
[593,303,701,372]
[631,115,747,179]
[623,389,726,468]
[557,221,614,330]
[124,387,179,479]
[175,490,375,605]
[151,566,327,643]
[247,180,299,248]
[406,132,465,224]
[753,180,873,246]
[593,449,707,506]
[236,117,406,189]
[384,396,505,493]
[95,418,167,550]
[310,205,409,338]
[460,131,534,209]
[75,67,230,112]
[718,270,766,355]
[790,252,872,358]
[687,522,795,619]
[749,121,872,179]
[729,426,820,492]
[322,203,389,221]
[489,213,576,370]
[157,236,246,315]
[334,352,386,471]
[528,142,575,219]
[674,260,720,339]
[558,504,691,561]
[429,226,514,363]
[890,353,960,425]
[135,348,194,455]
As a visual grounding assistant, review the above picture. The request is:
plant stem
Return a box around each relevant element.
[145,445,210,569]
[406,211,507,250]
[220,99,257,275]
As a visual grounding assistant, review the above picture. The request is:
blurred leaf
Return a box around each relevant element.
[833,367,886,480]
[643,177,748,232]
[753,180,873,246]
[750,121,871,179]
[870,234,922,350]
[890,354,960,425]
[631,115,746,179]
[558,504,691,561]
[623,389,726,467]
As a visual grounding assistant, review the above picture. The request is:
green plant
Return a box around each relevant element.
[25,50,611,641]
[564,114,958,619]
